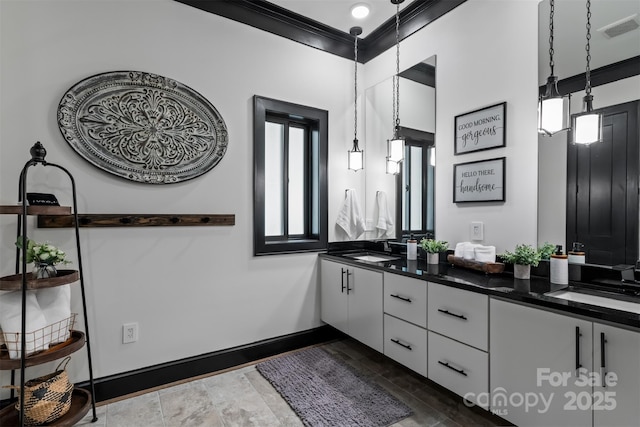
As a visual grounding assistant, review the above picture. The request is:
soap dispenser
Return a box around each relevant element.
[407,234,417,261]
[568,242,585,264]
[550,245,568,285]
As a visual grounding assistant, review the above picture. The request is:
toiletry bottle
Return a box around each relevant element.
[568,242,585,264]
[407,234,417,261]
[550,245,568,285]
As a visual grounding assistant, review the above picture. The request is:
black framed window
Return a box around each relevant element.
[254,96,328,255]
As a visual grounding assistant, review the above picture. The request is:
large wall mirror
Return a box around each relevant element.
[537,0,640,265]
[363,55,436,242]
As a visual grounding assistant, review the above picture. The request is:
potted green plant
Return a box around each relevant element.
[16,236,70,278]
[500,243,541,279]
[420,238,448,264]
[532,242,556,276]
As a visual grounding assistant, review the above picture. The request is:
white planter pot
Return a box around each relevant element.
[514,264,531,280]
[427,253,440,264]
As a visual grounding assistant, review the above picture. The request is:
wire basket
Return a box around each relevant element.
[0,313,77,359]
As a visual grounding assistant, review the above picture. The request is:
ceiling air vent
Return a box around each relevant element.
[597,14,639,39]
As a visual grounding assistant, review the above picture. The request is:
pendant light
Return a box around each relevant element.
[348,26,364,171]
[386,0,404,174]
[572,0,603,145]
[538,0,570,136]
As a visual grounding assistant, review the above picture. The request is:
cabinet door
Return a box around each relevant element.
[490,298,593,427]
[593,323,640,427]
[320,260,348,334]
[348,266,383,353]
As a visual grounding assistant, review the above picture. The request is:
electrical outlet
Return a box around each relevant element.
[122,322,138,344]
[470,221,484,241]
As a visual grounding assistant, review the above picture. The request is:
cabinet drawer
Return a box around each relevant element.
[383,273,427,328]
[384,314,427,377]
[428,331,488,409]
[427,283,488,351]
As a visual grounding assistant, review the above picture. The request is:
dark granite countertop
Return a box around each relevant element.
[319,250,640,330]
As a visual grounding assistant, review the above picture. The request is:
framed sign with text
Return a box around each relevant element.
[453,157,505,203]
[454,102,506,154]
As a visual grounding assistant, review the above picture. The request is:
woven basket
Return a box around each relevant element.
[8,357,73,425]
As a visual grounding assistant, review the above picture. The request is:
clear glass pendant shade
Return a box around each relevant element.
[386,157,400,175]
[538,77,570,135]
[387,136,404,163]
[572,108,602,145]
[348,141,363,171]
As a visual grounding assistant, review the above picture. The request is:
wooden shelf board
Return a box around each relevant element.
[0,270,79,291]
[38,213,235,228]
[0,331,85,370]
[0,387,92,426]
[0,205,72,215]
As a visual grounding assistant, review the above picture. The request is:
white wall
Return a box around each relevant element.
[537,75,640,249]
[0,0,355,392]
[364,0,540,253]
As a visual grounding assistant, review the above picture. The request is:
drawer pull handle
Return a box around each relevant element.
[390,338,412,351]
[390,294,412,303]
[438,360,468,377]
[437,308,467,320]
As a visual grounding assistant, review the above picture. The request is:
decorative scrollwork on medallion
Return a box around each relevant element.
[57,71,228,184]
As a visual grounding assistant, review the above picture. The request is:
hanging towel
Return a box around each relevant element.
[375,191,394,238]
[337,189,366,239]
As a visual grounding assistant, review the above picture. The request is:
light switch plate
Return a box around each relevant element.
[471,221,484,241]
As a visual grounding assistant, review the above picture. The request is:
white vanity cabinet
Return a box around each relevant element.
[592,322,640,427]
[490,297,595,427]
[383,273,428,376]
[320,259,383,352]
[427,283,489,409]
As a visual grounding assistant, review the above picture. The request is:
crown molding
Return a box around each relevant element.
[174,0,467,63]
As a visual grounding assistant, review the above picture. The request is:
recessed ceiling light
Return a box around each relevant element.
[351,3,370,19]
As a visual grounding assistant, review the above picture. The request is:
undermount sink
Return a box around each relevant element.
[545,290,640,314]
[344,252,401,263]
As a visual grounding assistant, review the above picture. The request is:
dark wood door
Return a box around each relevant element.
[567,100,639,266]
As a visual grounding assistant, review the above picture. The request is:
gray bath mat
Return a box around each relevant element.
[256,346,413,427]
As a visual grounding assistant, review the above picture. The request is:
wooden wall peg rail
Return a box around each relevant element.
[37,214,235,228]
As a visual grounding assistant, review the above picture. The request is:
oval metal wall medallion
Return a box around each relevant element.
[57,71,228,184]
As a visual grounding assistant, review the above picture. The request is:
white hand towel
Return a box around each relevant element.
[336,189,366,239]
[474,245,496,263]
[37,285,72,345]
[375,191,394,238]
[0,290,49,359]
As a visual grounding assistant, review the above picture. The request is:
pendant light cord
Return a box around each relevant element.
[354,34,358,142]
[585,0,592,96]
[392,0,401,137]
[548,0,555,76]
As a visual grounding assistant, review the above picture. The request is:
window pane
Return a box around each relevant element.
[311,129,319,235]
[288,127,305,235]
[265,122,284,236]
[427,147,435,230]
[410,146,423,230]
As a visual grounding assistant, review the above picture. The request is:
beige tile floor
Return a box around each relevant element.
[77,338,508,427]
